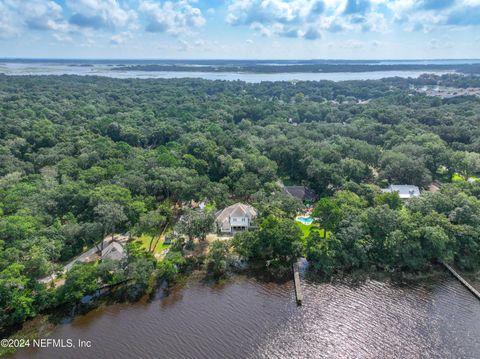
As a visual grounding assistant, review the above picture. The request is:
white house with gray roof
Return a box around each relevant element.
[381,185,421,199]
[215,203,257,234]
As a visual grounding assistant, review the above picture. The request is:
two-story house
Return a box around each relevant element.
[215,203,257,234]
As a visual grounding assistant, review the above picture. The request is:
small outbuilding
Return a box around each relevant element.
[381,185,421,199]
[163,234,173,245]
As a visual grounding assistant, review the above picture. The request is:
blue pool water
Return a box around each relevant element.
[296,216,313,225]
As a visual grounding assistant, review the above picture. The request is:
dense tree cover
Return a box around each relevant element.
[0,242,159,333]
[206,240,233,279]
[1,74,480,329]
[304,183,480,276]
[233,216,304,276]
[175,208,215,242]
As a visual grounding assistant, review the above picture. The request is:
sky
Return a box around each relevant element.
[0,0,479,59]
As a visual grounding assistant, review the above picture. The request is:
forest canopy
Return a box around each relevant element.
[1,73,480,330]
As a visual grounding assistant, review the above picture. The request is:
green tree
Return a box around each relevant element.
[233,216,304,273]
[454,151,480,180]
[206,240,232,279]
[24,245,53,278]
[94,202,128,249]
[176,208,215,242]
[57,263,98,304]
[305,232,343,276]
[0,264,35,329]
[0,215,38,243]
[313,198,343,238]
[375,191,402,210]
[135,210,167,252]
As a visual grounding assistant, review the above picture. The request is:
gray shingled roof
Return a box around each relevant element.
[215,203,257,223]
[101,242,126,261]
[284,186,317,202]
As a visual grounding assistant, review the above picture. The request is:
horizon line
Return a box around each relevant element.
[1,57,480,61]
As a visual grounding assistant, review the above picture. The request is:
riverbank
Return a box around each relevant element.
[6,269,480,359]
[3,263,479,357]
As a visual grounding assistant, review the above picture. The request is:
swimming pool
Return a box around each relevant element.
[295,216,313,225]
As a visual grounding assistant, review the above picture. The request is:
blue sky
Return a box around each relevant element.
[0,0,479,59]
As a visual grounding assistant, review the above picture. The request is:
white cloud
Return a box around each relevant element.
[303,26,322,39]
[225,0,480,39]
[226,0,313,27]
[21,0,65,31]
[361,12,388,32]
[0,1,19,38]
[385,0,480,31]
[140,0,205,35]
[0,0,138,45]
[0,0,69,37]
[111,31,133,44]
[53,33,73,43]
[226,0,319,39]
[225,0,388,39]
[66,0,137,29]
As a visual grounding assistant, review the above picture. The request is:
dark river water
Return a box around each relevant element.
[11,272,480,359]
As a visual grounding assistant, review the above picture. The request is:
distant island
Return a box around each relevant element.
[111,63,480,74]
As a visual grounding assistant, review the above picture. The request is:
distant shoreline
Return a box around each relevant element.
[109,63,478,74]
[1,59,479,76]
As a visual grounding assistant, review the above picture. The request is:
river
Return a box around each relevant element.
[10,272,480,359]
[0,63,455,82]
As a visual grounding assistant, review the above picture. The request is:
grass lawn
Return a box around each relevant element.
[134,234,170,254]
[452,173,480,182]
[296,221,329,239]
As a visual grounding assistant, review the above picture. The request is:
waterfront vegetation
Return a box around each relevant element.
[1,73,480,336]
[296,222,328,239]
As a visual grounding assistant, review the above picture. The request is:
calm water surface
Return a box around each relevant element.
[11,272,480,359]
[0,63,454,82]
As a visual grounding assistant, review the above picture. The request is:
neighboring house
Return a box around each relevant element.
[215,203,257,234]
[284,186,317,202]
[381,185,421,199]
[101,241,126,261]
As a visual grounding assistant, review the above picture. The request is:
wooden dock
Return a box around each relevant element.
[442,261,480,301]
[293,261,303,306]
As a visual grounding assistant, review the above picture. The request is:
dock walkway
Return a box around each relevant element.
[293,261,303,306]
[442,261,480,301]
